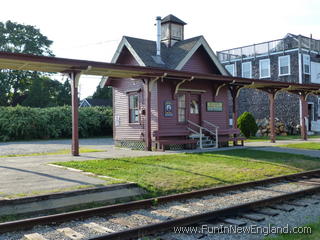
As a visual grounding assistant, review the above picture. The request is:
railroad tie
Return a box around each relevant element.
[83,222,115,233]
[287,201,308,207]
[269,204,294,212]
[221,218,247,226]
[57,227,84,240]
[240,213,265,222]
[253,208,279,216]
[23,233,47,240]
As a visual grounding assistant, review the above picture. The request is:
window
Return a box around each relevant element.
[241,62,252,78]
[278,55,290,76]
[178,94,186,123]
[129,94,139,123]
[225,64,236,76]
[190,100,199,114]
[303,54,310,74]
[259,59,270,78]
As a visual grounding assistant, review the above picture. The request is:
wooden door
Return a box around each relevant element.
[189,94,201,125]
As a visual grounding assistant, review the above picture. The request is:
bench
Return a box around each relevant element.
[155,139,197,151]
[218,128,246,146]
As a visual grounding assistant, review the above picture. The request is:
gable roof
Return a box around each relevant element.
[80,98,112,107]
[110,35,228,75]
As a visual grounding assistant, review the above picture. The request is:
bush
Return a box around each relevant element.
[0,106,113,141]
[237,112,258,138]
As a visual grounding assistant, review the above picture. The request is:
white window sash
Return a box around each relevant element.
[278,55,290,76]
[259,59,270,78]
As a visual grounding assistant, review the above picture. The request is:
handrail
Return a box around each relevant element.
[188,120,219,148]
[203,120,219,129]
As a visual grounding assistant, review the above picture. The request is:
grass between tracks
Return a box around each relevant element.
[54,149,320,197]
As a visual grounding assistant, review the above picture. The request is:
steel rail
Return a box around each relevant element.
[1,169,320,234]
[90,186,320,240]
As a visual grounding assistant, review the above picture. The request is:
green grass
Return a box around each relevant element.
[246,135,320,142]
[265,219,320,240]
[278,142,320,151]
[54,149,320,197]
[0,148,104,158]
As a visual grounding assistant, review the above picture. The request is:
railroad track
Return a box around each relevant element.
[1,170,320,240]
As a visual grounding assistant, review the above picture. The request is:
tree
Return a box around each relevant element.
[92,85,112,101]
[22,78,71,107]
[0,20,53,106]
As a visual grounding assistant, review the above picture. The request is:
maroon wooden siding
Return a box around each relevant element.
[157,80,229,136]
[181,46,221,74]
[156,46,229,138]
[113,47,145,141]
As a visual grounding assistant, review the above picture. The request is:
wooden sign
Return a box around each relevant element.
[206,102,223,112]
[164,101,173,117]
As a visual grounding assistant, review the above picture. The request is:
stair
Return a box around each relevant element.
[189,134,216,149]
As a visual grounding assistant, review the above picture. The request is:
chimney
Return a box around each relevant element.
[156,16,161,56]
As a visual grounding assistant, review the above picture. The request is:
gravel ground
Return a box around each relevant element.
[0,180,316,240]
[161,195,320,240]
[0,138,114,155]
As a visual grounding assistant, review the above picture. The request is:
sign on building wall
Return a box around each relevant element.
[311,62,320,84]
[164,101,173,117]
[115,115,120,126]
[206,102,223,112]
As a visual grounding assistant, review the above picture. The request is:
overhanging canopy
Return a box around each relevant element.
[0,51,319,94]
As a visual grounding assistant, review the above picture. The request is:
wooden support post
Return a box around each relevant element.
[300,94,308,141]
[145,79,152,151]
[70,72,81,156]
[269,92,276,143]
[228,86,241,129]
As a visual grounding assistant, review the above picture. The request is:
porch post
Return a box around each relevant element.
[70,71,81,156]
[228,86,241,129]
[300,94,308,140]
[145,79,152,151]
[268,92,276,143]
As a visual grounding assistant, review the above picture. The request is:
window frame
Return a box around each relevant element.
[225,63,236,77]
[278,55,291,76]
[241,61,252,78]
[303,54,311,75]
[177,93,187,123]
[259,58,271,79]
[128,93,140,124]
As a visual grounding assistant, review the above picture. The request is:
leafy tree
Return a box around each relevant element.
[92,85,112,102]
[0,20,53,106]
[22,78,71,107]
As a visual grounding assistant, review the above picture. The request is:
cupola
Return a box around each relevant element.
[161,14,186,47]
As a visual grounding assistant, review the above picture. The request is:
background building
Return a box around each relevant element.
[217,34,320,133]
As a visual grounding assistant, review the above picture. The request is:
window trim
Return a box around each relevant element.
[241,61,252,78]
[128,93,140,124]
[303,54,311,75]
[278,55,291,76]
[177,93,187,123]
[225,63,236,77]
[259,58,271,79]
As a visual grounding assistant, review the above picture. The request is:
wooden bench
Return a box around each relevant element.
[218,128,246,146]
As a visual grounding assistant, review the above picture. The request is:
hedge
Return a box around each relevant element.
[0,106,113,141]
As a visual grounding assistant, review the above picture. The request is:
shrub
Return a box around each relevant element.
[237,112,258,138]
[0,106,113,141]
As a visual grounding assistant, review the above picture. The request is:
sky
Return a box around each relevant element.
[1,0,319,98]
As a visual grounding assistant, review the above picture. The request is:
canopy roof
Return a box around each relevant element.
[0,51,319,94]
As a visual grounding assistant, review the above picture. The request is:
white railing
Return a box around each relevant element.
[203,120,219,148]
[187,120,219,148]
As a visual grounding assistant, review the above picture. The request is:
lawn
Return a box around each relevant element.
[0,148,104,158]
[278,142,320,151]
[54,149,320,196]
[265,219,320,240]
[246,135,320,142]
